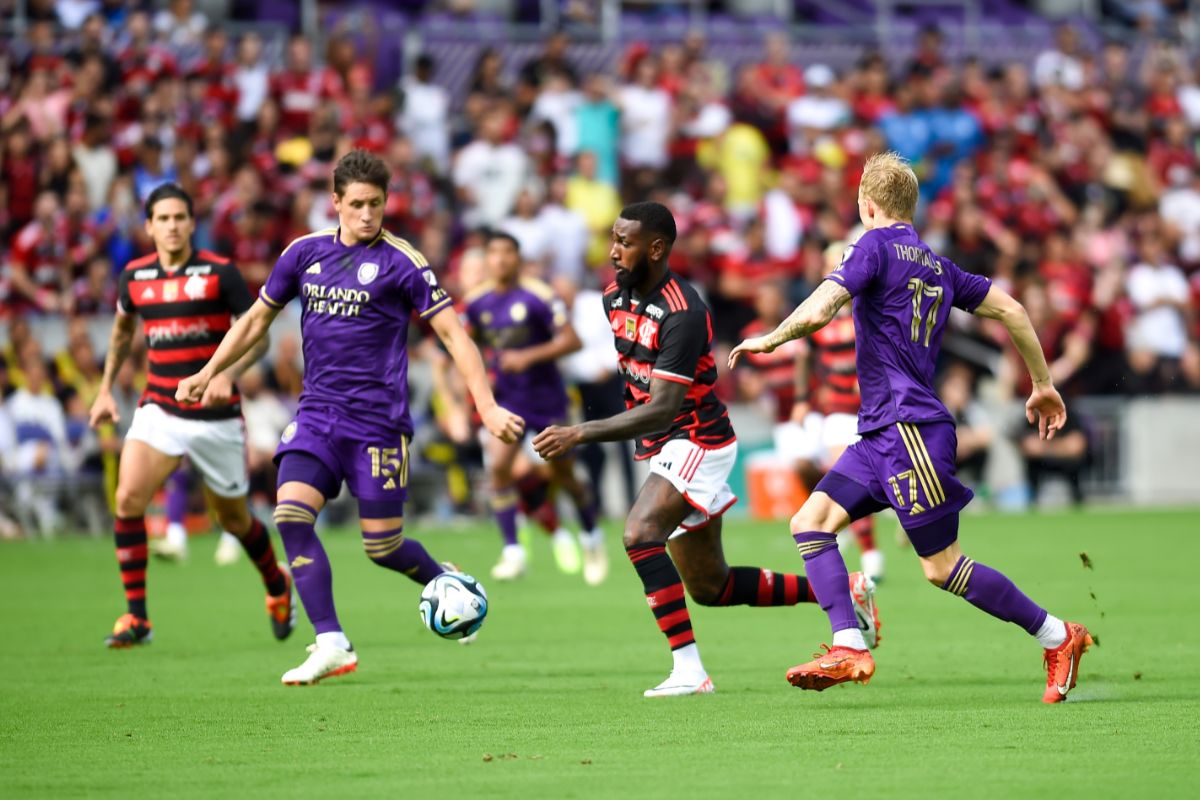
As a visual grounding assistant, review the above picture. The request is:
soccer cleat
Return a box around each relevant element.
[266,563,296,641]
[581,533,609,586]
[643,672,715,697]
[1042,621,1094,703]
[105,613,153,648]
[490,544,527,581]
[860,548,885,583]
[786,644,875,691]
[551,529,582,574]
[281,643,358,685]
[150,536,187,562]
[213,532,241,566]
[849,571,882,649]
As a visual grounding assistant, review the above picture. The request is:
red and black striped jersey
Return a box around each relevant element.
[117,249,253,421]
[604,272,736,459]
[807,314,860,415]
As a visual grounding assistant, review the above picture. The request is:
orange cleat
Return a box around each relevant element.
[786,644,875,691]
[266,563,296,641]
[105,613,153,648]
[1042,621,1093,703]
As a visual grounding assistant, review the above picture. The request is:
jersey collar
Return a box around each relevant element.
[332,227,386,248]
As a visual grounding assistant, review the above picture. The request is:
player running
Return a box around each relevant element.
[730,153,1092,702]
[465,231,607,584]
[533,202,879,698]
[176,150,524,685]
[89,183,294,648]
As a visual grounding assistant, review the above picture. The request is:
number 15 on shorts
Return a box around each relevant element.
[368,440,409,490]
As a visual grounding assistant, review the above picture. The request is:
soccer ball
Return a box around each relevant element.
[419,571,488,640]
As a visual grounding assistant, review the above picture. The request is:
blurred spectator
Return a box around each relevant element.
[575,74,620,186]
[6,352,69,535]
[233,33,270,126]
[239,364,291,506]
[398,54,450,175]
[1034,24,1086,91]
[154,0,208,54]
[73,113,118,213]
[1126,234,1195,391]
[566,150,623,271]
[9,191,71,313]
[617,54,672,192]
[940,361,993,489]
[453,107,527,229]
[1019,413,1090,507]
[786,64,849,155]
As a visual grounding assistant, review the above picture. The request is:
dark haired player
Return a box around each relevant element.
[730,153,1092,701]
[178,151,524,685]
[465,231,607,584]
[534,202,879,697]
[89,183,294,648]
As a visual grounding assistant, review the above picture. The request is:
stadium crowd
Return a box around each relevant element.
[2,1,1199,536]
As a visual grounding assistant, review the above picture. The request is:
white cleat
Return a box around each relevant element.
[280,643,358,686]
[860,548,885,583]
[581,533,609,586]
[214,531,241,566]
[644,672,715,698]
[551,529,582,574]
[849,571,882,650]
[490,544,527,581]
[150,536,188,562]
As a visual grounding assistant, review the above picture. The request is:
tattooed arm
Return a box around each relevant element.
[728,280,851,368]
[88,312,138,428]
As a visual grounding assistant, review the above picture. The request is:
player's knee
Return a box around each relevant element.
[622,516,663,549]
[687,577,726,607]
[790,504,834,535]
[114,484,148,517]
[923,559,955,587]
[215,506,251,535]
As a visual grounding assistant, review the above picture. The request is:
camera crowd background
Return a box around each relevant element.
[2,0,1199,538]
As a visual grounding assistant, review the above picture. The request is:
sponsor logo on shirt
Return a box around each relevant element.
[145,318,211,346]
[185,265,212,276]
[134,268,158,280]
[612,296,624,308]
[644,304,664,319]
[357,262,379,285]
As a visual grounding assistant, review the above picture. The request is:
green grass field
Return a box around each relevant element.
[2,508,1197,798]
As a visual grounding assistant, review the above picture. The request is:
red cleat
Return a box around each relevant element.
[786,644,875,691]
[1042,621,1093,703]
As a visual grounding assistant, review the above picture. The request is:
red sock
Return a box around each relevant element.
[852,517,876,552]
[714,567,814,606]
[114,516,148,619]
[237,517,287,596]
[627,543,695,650]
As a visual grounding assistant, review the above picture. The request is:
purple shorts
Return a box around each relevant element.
[274,408,409,517]
[816,421,973,556]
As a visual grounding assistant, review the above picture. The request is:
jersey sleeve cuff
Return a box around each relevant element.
[651,369,694,385]
[419,297,454,319]
[259,288,284,309]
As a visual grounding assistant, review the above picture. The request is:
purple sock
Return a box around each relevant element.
[793,531,857,633]
[492,491,519,546]
[165,468,189,524]
[573,491,599,531]
[362,526,445,584]
[274,500,341,635]
[942,556,1049,634]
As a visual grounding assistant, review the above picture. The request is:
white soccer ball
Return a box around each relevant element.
[419,571,488,640]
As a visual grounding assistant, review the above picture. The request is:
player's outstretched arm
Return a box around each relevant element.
[176,298,279,405]
[728,280,850,368]
[429,308,525,444]
[89,311,138,428]
[532,378,688,460]
[199,328,271,408]
[974,284,1067,440]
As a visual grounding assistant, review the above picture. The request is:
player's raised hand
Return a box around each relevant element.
[88,390,119,429]
[200,373,234,407]
[727,336,774,369]
[175,372,210,405]
[1026,382,1067,441]
[532,425,580,460]
[482,404,525,444]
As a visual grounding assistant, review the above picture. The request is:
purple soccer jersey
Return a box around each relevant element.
[826,223,992,435]
[464,277,569,429]
[260,227,452,435]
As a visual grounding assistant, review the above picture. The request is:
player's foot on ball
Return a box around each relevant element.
[1042,621,1093,704]
[551,529,582,574]
[643,671,714,698]
[849,571,882,649]
[213,532,241,566]
[105,613,152,648]
[150,536,187,562]
[490,544,527,581]
[786,644,875,691]
[860,548,885,583]
[281,643,358,685]
[266,564,296,641]
[581,533,609,586]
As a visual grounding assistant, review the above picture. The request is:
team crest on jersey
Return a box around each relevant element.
[357,262,379,285]
[480,311,493,325]
[421,270,438,287]
[839,245,855,267]
[183,275,208,300]
[281,421,297,444]
[134,268,158,280]
[638,319,658,347]
[510,302,527,323]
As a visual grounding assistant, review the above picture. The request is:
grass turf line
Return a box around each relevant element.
[0,508,1196,798]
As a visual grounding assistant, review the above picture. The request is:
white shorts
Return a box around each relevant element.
[125,403,249,498]
[647,439,738,538]
[773,412,860,468]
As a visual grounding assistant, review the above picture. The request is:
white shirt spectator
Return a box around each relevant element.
[1033,48,1084,91]
[72,140,118,213]
[563,289,619,384]
[531,83,582,156]
[154,2,207,52]
[453,141,527,229]
[681,102,731,139]
[787,94,849,134]
[618,84,672,169]
[243,392,292,455]
[1179,79,1200,129]
[399,77,451,174]
[537,203,589,285]
[55,0,100,29]
[234,62,271,123]
[501,213,554,267]
[6,389,69,475]
[762,186,804,262]
[1126,260,1192,358]
[1160,183,1200,265]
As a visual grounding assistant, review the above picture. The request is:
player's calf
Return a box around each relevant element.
[362,526,445,584]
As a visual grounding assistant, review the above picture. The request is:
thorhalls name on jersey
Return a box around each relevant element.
[302,282,371,318]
